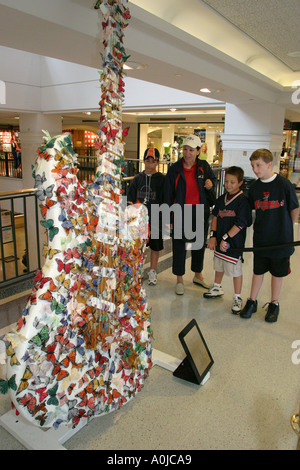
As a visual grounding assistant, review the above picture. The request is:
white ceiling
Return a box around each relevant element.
[202,0,300,72]
[0,0,300,127]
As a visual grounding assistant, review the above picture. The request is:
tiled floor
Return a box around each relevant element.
[0,228,300,450]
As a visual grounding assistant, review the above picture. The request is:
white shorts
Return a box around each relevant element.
[214,255,243,277]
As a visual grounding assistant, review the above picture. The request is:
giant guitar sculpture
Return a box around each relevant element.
[0,0,152,429]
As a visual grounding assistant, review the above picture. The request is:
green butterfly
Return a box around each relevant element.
[135,343,145,354]
[47,383,59,406]
[51,298,65,314]
[30,325,49,347]
[0,375,17,394]
[40,219,59,242]
[80,238,92,252]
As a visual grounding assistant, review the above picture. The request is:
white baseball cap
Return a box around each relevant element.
[181,135,202,148]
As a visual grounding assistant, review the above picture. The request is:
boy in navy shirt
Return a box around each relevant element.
[127,147,165,286]
[240,148,299,323]
[204,166,252,314]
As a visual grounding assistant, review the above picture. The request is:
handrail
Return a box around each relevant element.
[0,188,36,198]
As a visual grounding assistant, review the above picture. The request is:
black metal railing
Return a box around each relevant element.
[0,189,40,287]
[0,160,228,290]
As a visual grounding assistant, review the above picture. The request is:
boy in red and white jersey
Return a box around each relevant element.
[205,166,252,314]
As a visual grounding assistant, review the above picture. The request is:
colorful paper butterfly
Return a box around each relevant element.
[47,383,59,406]
[0,374,17,394]
[53,364,69,381]
[63,248,81,260]
[6,344,20,366]
[42,245,61,259]
[17,367,33,394]
[35,171,46,187]
[56,259,72,274]
[57,272,71,290]
[46,343,57,363]
[50,298,66,315]
[17,393,37,414]
[29,325,49,348]
[36,184,54,201]
[40,219,59,241]
[40,197,57,217]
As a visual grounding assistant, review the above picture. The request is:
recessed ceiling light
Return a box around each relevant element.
[287,51,300,58]
[170,108,177,112]
[200,87,218,93]
[123,61,148,70]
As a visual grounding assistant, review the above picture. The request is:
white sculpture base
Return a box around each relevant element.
[0,349,210,450]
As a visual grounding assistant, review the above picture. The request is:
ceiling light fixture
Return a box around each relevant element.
[287,51,300,58]
[200,88,212,93]
[123,61,148,70]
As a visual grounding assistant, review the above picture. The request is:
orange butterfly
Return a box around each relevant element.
[46,343,56,363]
[40,198,57,217]
[107,389,120,404]
[60,350,76,368]
[17,393,36,414]
[53,364,69,381]
[85,216,98,232]
[39,280,57,302]
[67,383,76,395]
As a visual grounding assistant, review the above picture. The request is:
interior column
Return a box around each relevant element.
[221,102,285,177]
[19,113,62,271]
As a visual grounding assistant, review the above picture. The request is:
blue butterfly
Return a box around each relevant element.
[35,172,46,187]
[58,210,73,230]
[36,184,54,201]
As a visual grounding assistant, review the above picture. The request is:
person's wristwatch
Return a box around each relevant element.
[222,233,231,241]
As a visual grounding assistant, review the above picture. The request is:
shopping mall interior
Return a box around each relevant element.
[0,0,300,450]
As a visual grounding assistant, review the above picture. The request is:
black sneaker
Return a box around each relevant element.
[240,298,257,319]
[264,302,279,323]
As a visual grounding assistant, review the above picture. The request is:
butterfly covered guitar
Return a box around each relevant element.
[0,0,152,429]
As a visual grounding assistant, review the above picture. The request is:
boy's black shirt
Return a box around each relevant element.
[248,174,299,257]
[212,191,252,260]
[127,171,165,211]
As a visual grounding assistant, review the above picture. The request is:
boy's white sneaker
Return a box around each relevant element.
[203,285,224,298]
[175,282,184,295]
[231,296,242,314]
[148,269,157,285]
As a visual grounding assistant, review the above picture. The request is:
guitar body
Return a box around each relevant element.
[1,0,152,429]
[4,133,151,428]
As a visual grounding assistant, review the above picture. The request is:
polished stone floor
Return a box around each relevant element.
[0,227,300,450]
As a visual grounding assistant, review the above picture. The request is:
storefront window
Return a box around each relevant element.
[282,126,300,187]
[0,130,22,178]
[139,122,224,167]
